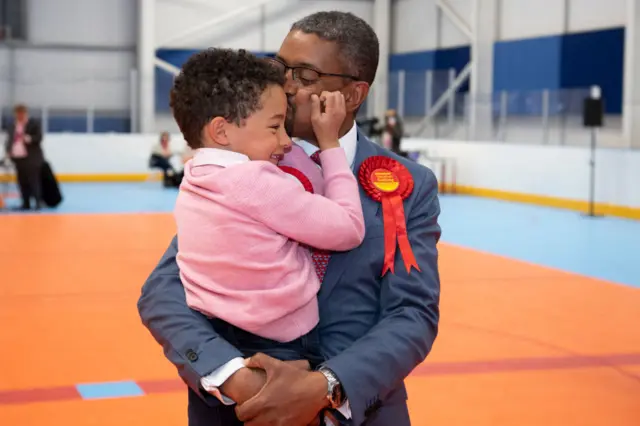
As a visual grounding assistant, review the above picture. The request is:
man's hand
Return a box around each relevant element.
[235,353,329,426]
[284,359,311,371]
[220,367,266,405]
[218,359,310,406]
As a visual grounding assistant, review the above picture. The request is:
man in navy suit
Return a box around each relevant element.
[138,11,441,426]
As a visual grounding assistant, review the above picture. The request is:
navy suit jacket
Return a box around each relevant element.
[138,131,441,426]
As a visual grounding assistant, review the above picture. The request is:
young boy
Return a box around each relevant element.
[170,48,365,410]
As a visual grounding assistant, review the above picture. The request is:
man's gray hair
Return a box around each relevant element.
[291,11,379,85]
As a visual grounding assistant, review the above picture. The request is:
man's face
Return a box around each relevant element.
[274,30,364,142]
[15,110,27,123]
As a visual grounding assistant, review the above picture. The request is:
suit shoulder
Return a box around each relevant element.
[367,142,436,188]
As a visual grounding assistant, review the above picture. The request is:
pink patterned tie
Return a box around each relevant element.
[309,150,331,282]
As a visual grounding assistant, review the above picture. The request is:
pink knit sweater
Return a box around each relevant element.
[175,145,365,342]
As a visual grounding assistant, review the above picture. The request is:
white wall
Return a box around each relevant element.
[391,0,469,52]
[567,0,626,33]
[392,0,627,53]
[27,0,136,48]
[3,48,135,111]
[0,0,136,111]
[15,133,638,214]
[155,0,373,51]
[402,138,640,209]
[38,133,188,176]
[499,0,566,41]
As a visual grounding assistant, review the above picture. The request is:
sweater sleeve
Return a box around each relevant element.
[227,148,365,251]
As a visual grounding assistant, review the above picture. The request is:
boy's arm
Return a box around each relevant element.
[137,237,264,404]
[227,148,365,251]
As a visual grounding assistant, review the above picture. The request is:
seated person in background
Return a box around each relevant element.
[171,48,365,419]
[149,131,177,185]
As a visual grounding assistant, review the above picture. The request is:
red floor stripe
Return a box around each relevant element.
[138,379,186,394]
[412,353,640,376]
[2,353,639,405]
[0,386,80,405]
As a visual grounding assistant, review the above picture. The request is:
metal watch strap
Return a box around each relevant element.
[318,366,344,408]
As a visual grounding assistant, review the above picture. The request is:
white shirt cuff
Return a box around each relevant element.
[199,357,246,405]
[337,400,351,418]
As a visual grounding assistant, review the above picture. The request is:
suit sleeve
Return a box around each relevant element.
[28,120,43,145]
[322,168,441,426]
[137,236,244,402]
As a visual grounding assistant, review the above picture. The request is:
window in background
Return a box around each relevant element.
[0,0,27,41]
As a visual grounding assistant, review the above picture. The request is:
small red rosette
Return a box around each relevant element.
[358,156,420,276]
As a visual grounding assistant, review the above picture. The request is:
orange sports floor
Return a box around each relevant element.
[1,212,639,425]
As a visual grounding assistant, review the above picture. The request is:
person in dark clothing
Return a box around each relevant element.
[4,104,44,210]
[382,109,406,157]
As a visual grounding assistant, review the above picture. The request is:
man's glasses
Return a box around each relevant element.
[265,57,359,85]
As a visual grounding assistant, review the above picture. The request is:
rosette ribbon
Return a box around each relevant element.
[279,165,314,193]
[358,156,420,276]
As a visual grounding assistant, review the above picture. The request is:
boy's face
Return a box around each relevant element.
[225,85,291,165]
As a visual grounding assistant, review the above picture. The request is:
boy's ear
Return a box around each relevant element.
[205,117,230,146]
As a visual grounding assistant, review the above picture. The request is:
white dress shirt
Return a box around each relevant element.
[200,121,359,420]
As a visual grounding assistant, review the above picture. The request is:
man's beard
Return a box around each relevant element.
[285,98,296,136]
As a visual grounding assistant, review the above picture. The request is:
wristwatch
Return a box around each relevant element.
[318,366,345,409]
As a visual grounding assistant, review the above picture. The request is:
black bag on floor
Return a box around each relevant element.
[40,161,63,207]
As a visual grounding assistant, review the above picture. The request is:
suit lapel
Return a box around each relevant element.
[318,130,381,303]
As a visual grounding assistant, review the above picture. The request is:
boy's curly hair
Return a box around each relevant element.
[170,48,285,149]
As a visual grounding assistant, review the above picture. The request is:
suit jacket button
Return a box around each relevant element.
[186,349,198,362]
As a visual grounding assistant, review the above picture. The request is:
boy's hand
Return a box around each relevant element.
[310,91,346,151]
[221,359,310,405]
[220,367,266,405]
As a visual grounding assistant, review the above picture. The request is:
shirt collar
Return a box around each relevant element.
[190,121,359,169]
[191,147,249,168]
[295,121,358,167]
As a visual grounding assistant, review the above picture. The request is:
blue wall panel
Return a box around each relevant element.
[155,28,625,118]
[559,28,624,114]
[493,35,563,91]
[389,27,624,117]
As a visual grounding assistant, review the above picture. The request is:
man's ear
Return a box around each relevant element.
[344,82,370,114]
[204,117,230,146]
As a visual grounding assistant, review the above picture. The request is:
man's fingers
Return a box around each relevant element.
[234,398,256,421]
[235,393,265,422]
[285,359,311,370]
[244,353,273,370]
[244,352,279,370]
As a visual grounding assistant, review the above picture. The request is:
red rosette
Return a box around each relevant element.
[358,156,419,276]
[279,165,314,194]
